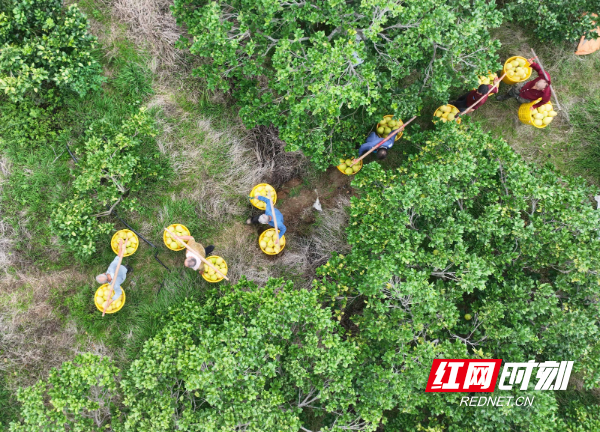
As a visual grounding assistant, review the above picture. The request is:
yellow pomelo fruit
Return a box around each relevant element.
[505,63,514,70]
[543,117,552,125]
[220,267,228,275]
[511,60,519,68]
[274,245,281,254]
[210,274,218,281]
[383,127,391,134]
[170,241,178,249]
[447,113,455,121]
[531,108,538,115]
[339,163,347,170]
[534,113,544,120]
[380,117,388,124]
[434,110,442,117]
[451,107,459,114]
[268,240,274,248]
[204,264,209,272]
[534,119,543,126]
[345,168,353,175]
[265,231,273,237]
[549,111,557,117]
[441,112,448,118]
[266,247,274,253]
[260,240,267,248]
[352,164,360,173]
[215,257,223,265]
[119,232,127,239]
[376,127,385,135]
[208,268,215,275]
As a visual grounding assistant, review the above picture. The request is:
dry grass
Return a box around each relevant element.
[111,0,185,72]
[0,269,106,389]
[0,156,16,281]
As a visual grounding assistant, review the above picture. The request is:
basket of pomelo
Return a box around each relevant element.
[94,283,125,314]
[502,56,532,85]
[337,158,362,175]
[433,105,462,124]
[376,115,403,141]
[259,228,286,255]
[250,184,277,210]
[163,224,190,251]
[111,230,138,257]
[478,71,497,86]
[518,99,556,129]
[201,255,228,283]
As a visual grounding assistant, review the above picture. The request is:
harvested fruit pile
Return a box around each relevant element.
[259,228,286,255]
[433,105,461,123]
[478,72,497,86]
[111,230,138,256]
[376,115,403,139]
[531,103,557,127]
[505,57,531,82]
[250,184,277,210]
[202,256,228,282]
[164,224,190,251]
[337,158,362,175]
[94,284,125,314]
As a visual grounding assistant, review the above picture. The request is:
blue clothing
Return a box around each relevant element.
[358,132,394,157]
[256,196,287,239]
[106,256,127,301]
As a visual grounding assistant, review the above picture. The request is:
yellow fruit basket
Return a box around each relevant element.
[163,224,191,251]
[201,255,228,283]
[476,72,498,96]
[111,230,139,257]
[518,98,555,129]
[502,56,532,85]
[250,183,277,210]
[433,105,462,124]
[376,115,403,141]
[94,283,126,314]
[259,228,286,255]
[337,158,362,176]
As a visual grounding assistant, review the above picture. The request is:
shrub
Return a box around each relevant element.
[9,353,120,431]
[0,0,103,102]
[172,0,502,169]
[51,108,167,259]
[504,0,599,43]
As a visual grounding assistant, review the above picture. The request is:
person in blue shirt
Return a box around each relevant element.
[96,239,131,312]
[358,132,395,160]
[246,195,287,239]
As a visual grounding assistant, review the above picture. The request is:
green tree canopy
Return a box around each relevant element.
[172,0,502,169]
[120,278,378,431]
[317,122,600,429]
[9,353,120,432]
[0,0,103,102]
[504,0,599,43]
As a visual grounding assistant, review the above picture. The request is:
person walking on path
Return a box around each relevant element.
[246,195,287,239]
[96,239,132,312]
[172,234,215,271]
[450,79,499,114]
[496,59,551,110]
[358,132,394,160]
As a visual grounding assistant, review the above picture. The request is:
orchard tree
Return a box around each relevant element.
[9,354,120,432]
[172,0,502,169]
[316,122,600,430]
[0,0,103,102]
[51,108,166,258]
[504,0,599,43]
[120,277,385,432]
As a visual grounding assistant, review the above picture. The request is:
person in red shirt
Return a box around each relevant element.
[496,58,551,110]
[450,78,500,114]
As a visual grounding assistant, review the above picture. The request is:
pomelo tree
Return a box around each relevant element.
[0,0,103,102]
[120,277,381,431]
[172,0,502,169]
[316,121,600,429]
[51,108,166,258]
[504,0,599,43]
